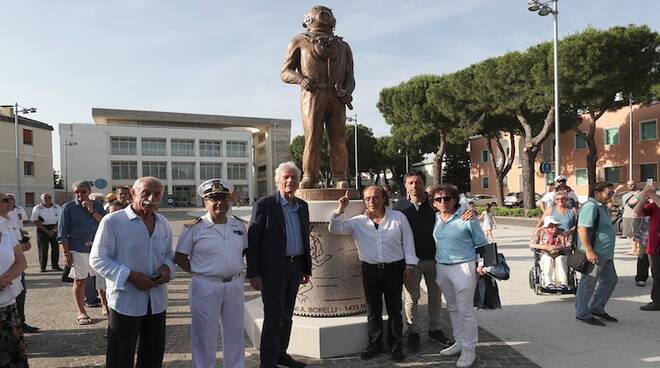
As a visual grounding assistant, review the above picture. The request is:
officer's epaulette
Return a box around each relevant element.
[232,215,248,225]
[183,217,202,228]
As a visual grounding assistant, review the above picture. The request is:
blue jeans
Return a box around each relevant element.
[575,258,618,319]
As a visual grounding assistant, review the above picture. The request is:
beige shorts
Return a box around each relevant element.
[68,251,96,280]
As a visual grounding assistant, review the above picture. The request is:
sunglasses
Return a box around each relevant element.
[0,198,9,203]
[607,191,615,197]
[557,180,566,183]
[433,196,453,203]
[206,195,229,202]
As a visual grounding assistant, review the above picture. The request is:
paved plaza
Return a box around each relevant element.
[18,209,659,367]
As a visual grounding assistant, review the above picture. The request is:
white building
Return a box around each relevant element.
[59,108,290,206]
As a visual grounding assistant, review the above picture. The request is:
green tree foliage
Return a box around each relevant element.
[559,25,660,194]
[442,143,471,194]
[377,75,449,184]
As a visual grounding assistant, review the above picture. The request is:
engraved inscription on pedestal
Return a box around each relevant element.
[294,223,366,317]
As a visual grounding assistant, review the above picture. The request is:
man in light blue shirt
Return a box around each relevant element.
[90,177,174,368]
[279,192,304,256]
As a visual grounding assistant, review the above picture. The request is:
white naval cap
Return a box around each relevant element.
[197,178,234,199]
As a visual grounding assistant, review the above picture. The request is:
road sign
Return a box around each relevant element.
[540,162,552,174]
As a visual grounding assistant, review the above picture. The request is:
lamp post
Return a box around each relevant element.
[528,0,560,176]
[1,103,37,206]
[346,114,359,189]
[63,137,77,201]
[614,92,635,181]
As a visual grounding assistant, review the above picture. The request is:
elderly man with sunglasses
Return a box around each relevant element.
[575,182,619,326]
[175,179,247,368]
[540,176,580,210]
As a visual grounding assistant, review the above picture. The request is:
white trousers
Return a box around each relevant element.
[189,274,245,368]
[539,254,568,286]
[436,262,478,349]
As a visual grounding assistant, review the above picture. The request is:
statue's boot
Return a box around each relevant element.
[300,174,316,189]
[334,176,349,189]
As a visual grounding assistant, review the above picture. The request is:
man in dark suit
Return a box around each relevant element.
[248,161,312,368]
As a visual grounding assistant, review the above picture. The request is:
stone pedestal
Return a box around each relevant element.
[293,188,366,317]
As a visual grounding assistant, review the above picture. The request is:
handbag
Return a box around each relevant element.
[568,202,600,273]
[485,253,510,281]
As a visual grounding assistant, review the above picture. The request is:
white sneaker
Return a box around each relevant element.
[456,347,476,368]
[440,342,463,356]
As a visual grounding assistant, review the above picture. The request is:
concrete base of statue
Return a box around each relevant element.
[244,297,390,359]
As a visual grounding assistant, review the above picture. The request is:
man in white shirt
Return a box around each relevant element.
[30,193,62,272]
[329,186,418,362]
[6,194,28,228]
[90,177,175,368]
[540,176,580,210]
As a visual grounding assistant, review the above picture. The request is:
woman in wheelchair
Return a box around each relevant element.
[529,216,573,291]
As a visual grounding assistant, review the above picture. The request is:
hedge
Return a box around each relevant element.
[475,206,543,218]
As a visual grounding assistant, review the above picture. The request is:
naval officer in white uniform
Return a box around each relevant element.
[175,179,247,368]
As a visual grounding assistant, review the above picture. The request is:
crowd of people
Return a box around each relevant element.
[0,163,658,367]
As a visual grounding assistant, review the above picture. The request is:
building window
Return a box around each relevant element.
[171,139,195,156]
[481,150,488,163]
[481,176,489,189]
[111,161,138,180]
[200,140,223,157]
[640,163,657,182]
[575,168,588,185]
[23,129,33,145]
[227,163,247,180]
[24,192,35,206]
[172,162,195,180]
[142,138,166,156]
[200,163,222,180]
[226,141,248,158]
[575,133,587,149]
[604,167,621,183]
[23,161,34,176]
[604,128,619,145]
[142,161,167,179]
[640,120,657,141]
[110,137,137,155]
[257,165,267,179]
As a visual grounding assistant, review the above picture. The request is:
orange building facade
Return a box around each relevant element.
[469,103,660,199]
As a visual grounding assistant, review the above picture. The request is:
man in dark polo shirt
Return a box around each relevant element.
[393,170,451,350]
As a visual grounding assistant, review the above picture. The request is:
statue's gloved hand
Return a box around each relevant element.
[300,78,314,91]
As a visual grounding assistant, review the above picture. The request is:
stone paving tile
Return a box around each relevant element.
[20,211,538,367]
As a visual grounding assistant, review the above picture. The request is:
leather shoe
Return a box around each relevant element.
[52,267,63,272]
[391,345,404,362]
[576,316,606,326]
[21,323,40,333]
[428,329,452,346]
[360,345,382,360]
[639,302,660,311]
[276,354,305,368]
[407,332,420,351]
[592,311,618,322]
[85,301,101,308]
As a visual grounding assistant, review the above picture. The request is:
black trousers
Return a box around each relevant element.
[260,259,303,368]
[16,273,26,323]
[648,254,660,304]
[107,305,166,368]
[636,253,650,282]
[37,228,59,270]
[361,260,405,349]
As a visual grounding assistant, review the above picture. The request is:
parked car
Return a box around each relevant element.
[467,194,498,207]
[504,192,542,208]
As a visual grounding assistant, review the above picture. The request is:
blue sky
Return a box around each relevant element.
[2,0,658,171]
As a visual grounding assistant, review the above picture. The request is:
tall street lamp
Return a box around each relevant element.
[64,139,78,200]
[1,103,37,206]
[346,114,359,189]
[614,92,635,181]
[528,0,560,176]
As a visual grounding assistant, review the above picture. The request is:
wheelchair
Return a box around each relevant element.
[528,248,579,295]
